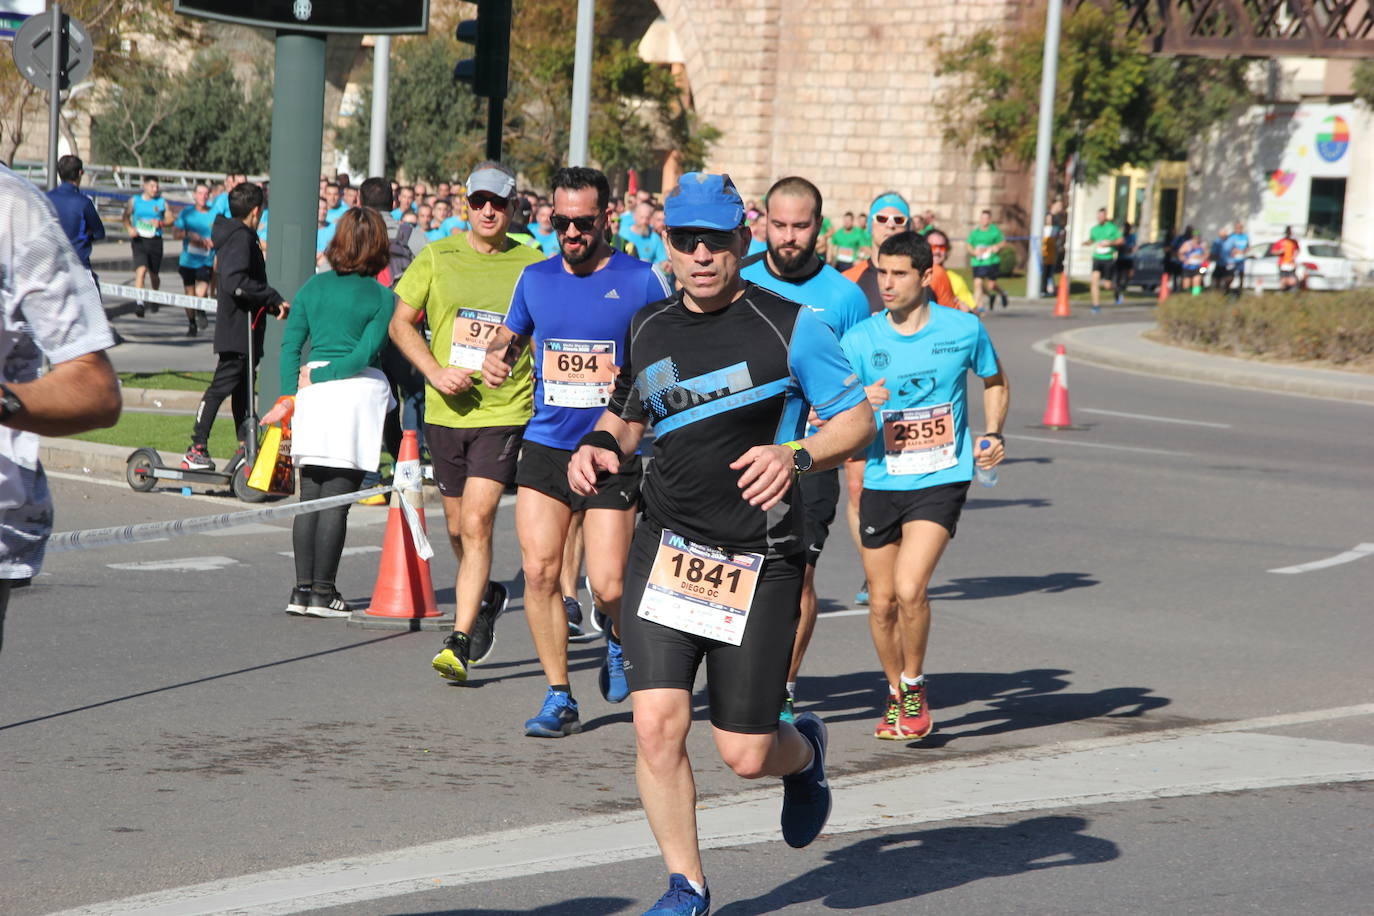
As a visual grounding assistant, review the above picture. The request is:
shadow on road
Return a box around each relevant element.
[388,897,632,916]
[0,632,413,731]
[788,667,1170,741]
[928,571,1098,600]
[715,815,1118,914]
[965,496,1053,509]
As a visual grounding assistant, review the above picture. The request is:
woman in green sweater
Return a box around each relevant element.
[265,208,396,618]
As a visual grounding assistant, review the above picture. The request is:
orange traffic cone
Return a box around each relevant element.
[364,430,440,619]
[1041,345,1073,429]
[1053,271,1072,317]
[1157,275,1170,304]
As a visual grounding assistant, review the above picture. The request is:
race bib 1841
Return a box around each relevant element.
[639,530,763,646]
[882,403,957,476]
[449,308,503,371]
[542,338,615,408]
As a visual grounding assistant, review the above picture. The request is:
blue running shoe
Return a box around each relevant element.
[524,687,581,738]
[854,580,869,607]
[781,712,831,848]
[600,637,630,704]
[642,873,709,916]
[778,694,795,724]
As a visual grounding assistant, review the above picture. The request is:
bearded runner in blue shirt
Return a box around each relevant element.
[840,230,1008,744]
[568,172,874,916]
[739,175,869,725]
[481,167,670,737]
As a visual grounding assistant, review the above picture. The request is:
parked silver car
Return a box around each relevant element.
[1242,238,1355,291]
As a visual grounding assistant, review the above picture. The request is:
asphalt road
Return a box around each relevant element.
[3,304,1371,916]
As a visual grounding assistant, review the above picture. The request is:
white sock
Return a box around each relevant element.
[785,681,796,700]
[900,673,925,688]
[686,877,707,897]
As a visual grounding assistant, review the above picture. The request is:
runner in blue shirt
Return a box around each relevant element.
[121,176,172,317]
[839,230,1007,743]
[480,166,670,737]
[173,182,216,336]
[739,175,869,723]
[1224,220,1249,299]
[620,201,668,267]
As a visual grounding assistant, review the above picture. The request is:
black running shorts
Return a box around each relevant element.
[516,439,642,512]
[424,423,523,495]
[131,236,164,273]
[972,263,999,280]
[859,481,970,548]
[178,264,212,287]
[619,522,803,734]
[800,468,840,568]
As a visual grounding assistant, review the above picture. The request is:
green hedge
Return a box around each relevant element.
[1158,290,1374,366]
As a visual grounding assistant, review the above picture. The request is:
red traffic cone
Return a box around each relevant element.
[364,430,440,619]
[1053,271,1072,318]
[1041,345,1073,429]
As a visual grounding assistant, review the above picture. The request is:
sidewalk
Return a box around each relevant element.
[1049,321,1374,405]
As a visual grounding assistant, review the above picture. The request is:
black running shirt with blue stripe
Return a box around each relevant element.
[607,282,865,558]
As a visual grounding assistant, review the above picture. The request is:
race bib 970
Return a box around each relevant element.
[449,308,503,371]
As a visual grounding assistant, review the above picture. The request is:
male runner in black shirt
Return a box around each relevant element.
[569,172,874,916]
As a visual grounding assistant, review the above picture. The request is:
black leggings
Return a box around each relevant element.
[192,353,258,447]
[292,465,366,592]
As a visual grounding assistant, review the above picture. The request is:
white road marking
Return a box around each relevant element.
[201,523,285,537]
[1079,407,1232,428]
[1268,543,1374,574]
[106,555,239,572]
[52,704,1374,916]
[1015,432,1192,457]
[277,545,382,559]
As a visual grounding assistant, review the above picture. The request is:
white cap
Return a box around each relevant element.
[466,166,516,199]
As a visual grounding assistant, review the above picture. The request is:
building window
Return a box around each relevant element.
[1308,178,1345,239]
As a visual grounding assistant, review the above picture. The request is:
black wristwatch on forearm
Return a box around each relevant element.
[784,440,813,475]
[0,384,25,424]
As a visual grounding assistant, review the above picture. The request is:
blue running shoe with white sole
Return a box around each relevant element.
[600,637,630,703]
[781,712,831,848]
[524,687,581,738]
[854,580,869,607]
[642,873,709,915]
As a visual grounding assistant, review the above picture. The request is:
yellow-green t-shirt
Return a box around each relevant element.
[394,232,545,429]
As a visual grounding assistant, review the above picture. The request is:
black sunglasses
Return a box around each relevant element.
[551,214,598,234]
[666,227,737,254]
[468,192,508,211]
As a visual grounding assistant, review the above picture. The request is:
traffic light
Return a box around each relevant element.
[454,0,511,100]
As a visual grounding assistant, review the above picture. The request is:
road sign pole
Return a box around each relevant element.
[486,95,503,162]
[1026,0,1062,300]
[567,0,593,166]
[368,35,390,178]
[262,30,326,409]
[46,2,61,189]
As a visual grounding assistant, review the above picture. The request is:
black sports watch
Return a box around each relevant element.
[784,440,813,475]
[0,384,24,424]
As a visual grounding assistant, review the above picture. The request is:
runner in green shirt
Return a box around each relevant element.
[390,161,545,680]
[965,209,1007,311]
[1083,207,1122,312]
[829,211,866,271]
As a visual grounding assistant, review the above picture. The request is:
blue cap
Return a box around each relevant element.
[869,191,910,234]
[664,172,744,230]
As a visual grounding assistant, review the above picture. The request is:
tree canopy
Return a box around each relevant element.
[938,3,1253,184]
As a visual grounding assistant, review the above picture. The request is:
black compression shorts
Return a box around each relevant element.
[800,468,840,568]
[619,521,803,734]
[516,440,642,512]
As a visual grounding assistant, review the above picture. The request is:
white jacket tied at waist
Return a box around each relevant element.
[291,366,395,472]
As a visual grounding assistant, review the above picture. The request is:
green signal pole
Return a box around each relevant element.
[260,31,326,409]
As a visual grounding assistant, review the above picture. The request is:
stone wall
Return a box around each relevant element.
[656,0,1033,248]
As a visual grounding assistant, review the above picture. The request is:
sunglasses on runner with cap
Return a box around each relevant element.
[874,214,908,226]
[551,214,598,234]
[666,227,737,253]
[468,192,508,211]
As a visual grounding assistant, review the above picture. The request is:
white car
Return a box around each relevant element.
[1242,238,1355,291]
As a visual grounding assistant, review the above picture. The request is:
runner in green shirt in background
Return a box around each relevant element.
[829,212,866,272]
[965,209,1007,312]
[1083,207,1123,313]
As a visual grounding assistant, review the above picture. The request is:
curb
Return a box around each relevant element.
[122,387,212,411]
[41,439,134,478]
[1050,323,1374,405]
